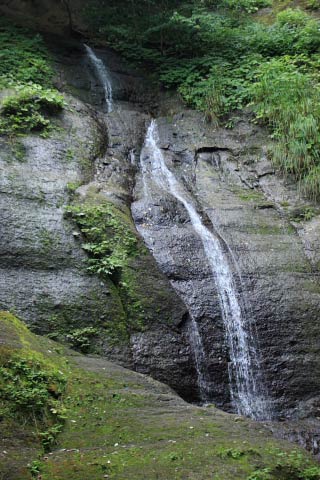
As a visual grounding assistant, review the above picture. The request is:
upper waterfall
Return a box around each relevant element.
[139,119,271,421]
[84,44,113,113]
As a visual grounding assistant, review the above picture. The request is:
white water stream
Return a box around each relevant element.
[84,44,113,113]
[140,120,270,420]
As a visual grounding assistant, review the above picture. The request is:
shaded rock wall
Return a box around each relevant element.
[0,27,320,425]
[0,0,86,35]
[0,43,199,401]
[132,110,320,419]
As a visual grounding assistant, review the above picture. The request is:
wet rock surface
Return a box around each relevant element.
[132,109,320,422]
[1,36,320,454]
[0,44,198,401]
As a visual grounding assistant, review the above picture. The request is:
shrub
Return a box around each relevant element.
[65,203,138,277]
[249,56,320,199]
[0,355,66,420]
[66,327,99,353]
[0,19,53,88]
[0,84,66,135]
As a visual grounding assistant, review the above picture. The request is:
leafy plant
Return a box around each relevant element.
[217,447,246,459]
[0,356,66,418]
[65,203,138,277]
[39,423,64,451]
[0,18,53,88]
[247,469,272,480]
[28,460,44,478]
[247,450,320,480]
[66,327,99,353]
[249,56,320,200]
[0,84,66,135]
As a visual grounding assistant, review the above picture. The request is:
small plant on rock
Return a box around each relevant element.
[0,84,66,135]
[66,327,99,353]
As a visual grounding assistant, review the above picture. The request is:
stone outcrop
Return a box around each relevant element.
[131,109,320,419]
[0,45,198,401]
[1,32,320,455]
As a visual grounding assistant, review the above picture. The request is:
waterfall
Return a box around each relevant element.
[139,119,270,420]
[189,316,212,403]
[84,44,113,113]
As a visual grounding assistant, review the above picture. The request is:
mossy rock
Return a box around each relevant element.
[64,194,186,346]
[0,311,319,479]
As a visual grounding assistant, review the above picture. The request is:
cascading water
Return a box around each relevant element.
[188,316,212,403]
[139,119,270,420]
[84,44,113,113]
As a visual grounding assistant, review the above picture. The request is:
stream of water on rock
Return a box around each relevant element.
[84,44,113,113]
[82,44,270,419]
[140,120,270,420]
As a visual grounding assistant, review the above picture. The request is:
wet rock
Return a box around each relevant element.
[132,108,320,421]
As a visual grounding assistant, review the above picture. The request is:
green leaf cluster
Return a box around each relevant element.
[0,354,67,440]
[249,56,320,200]
[0,84,66,135]
[65,327,99,353]
[247,449,320,479]
[65,203,138,277]
[0,19,66,136]
[0,18,53,88]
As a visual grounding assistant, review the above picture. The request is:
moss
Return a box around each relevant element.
[1,137,27,163]
[64,197,151,344]
[242,223,295,235]
[38,228,61,254]
[289,206,318,222]
[1,312,319,480]
[36,286,126,349]
[0,312,70,477]
[234,187,265,202]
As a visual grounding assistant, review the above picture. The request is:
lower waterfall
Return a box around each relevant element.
[138,119,271,421]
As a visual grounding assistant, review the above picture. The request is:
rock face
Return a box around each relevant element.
[0,0,87,35]
[132,110,320,421]
[1,34,320,437]
[0,44,198,401]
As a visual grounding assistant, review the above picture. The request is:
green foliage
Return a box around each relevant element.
[66,327,99,353]
[218,0,272,14]
[0,19,65,137]
[82,2,320,200]
[249,56,320,200]
[0,18,53,88]
[66,181,83,193]
[246,450,320,480]
[65,203,138,277]
[39,423,64,451]
[217,447,246,459]
[307,0,320,11]
[0,355,66,419]
[0,84,66,135]
[28,460,44,478]
[302,466,320,479]
[247,469,272,480]
[175,54,262,118]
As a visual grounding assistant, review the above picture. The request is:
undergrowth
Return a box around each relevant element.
[83,1,320,200]
[65,201,146,342]
[0,351,67,451]
[0,84,65,135]
[0,19,65,135]
[65,203,138,277]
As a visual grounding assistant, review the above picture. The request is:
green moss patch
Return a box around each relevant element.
[64,196,179,346]
[0,19,66,136]
[1,312,320,479]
